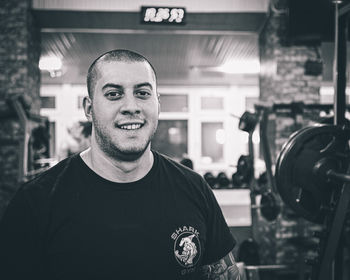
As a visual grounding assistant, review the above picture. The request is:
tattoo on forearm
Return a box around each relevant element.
[200,252,241,280]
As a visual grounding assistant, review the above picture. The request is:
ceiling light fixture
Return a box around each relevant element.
[216,60,260,74]
[39,56,62,71]
[39,56,63,78]
[192,60,260,74]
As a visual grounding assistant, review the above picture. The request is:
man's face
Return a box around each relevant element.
[85,60,159,161]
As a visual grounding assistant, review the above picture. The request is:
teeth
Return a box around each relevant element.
[120,124,142,130]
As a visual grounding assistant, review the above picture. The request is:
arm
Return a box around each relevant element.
[199,252,241,280]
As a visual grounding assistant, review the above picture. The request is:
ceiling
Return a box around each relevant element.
[34,7,341,87]
[34,10,265,86]
[40,31,261,86]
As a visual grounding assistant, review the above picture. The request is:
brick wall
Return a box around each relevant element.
[0,0,41,218]
[256,0,322,267]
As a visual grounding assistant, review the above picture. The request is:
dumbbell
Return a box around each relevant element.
[231,172,244,188]
[252,171,281,221]
[204,172,217,188]
[251,192,281,221]
[217,172,230,189]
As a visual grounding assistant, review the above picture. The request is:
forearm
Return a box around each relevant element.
[199,252,241,280]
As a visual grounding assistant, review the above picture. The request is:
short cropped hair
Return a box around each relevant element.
[86,49,157,98]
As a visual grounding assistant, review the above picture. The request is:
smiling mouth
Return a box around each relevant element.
[117,123,144,130]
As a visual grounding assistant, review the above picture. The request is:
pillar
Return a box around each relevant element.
[256,0,322,267]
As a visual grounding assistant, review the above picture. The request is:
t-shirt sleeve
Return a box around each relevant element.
[0,187,46,280]
[201,181,236,265]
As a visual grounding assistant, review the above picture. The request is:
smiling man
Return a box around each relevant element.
[0,50,241,280]
[82,50,160,180]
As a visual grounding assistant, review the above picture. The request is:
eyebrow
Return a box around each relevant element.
[102,83,123,90]
[134,82,153,90]
[101,82,153,91]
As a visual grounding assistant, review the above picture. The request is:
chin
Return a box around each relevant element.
[117,140,149,153]
[94,124,154,161]
[104,141,151,162]
[113,147,148,162]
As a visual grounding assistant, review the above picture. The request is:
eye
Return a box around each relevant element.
[135,90,151,99]
[104,91,122,100]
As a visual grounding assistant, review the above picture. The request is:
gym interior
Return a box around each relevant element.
[1,0,350,279]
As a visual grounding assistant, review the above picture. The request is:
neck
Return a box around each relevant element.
[80,145,154,183]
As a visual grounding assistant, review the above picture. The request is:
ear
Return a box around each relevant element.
[83,96,93,122]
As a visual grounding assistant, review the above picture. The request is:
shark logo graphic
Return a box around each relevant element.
[172,227,201,268]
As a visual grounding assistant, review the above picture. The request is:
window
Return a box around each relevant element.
[159,94,188,112]
[245,97,259,112]
[201,122,224,163]
[40,96,55,109]
[201,96,223,110]
[77,96,85,109]
[152,120,187,160]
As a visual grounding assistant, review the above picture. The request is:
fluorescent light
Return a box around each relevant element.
[39,56,62,71]
[216,60,260,74]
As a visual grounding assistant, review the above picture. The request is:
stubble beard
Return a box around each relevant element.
[91,114,158,162]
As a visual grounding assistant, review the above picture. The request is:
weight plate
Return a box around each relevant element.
[275,126,314,180]
[275,125,349,223]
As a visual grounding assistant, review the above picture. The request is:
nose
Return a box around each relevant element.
[120,92,141,115]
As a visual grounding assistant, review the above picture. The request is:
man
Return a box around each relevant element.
[0,49,241,279]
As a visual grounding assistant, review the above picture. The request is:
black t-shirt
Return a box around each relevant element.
[0,151,235,280]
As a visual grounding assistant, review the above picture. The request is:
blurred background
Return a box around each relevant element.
[1,0,350,279]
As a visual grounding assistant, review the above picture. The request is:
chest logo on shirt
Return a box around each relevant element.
[171,226,201,268]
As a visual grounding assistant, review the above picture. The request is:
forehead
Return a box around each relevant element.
[95,60,156,87]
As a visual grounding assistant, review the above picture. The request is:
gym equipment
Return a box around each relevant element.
[253,171,281,221]
[275,124,349,223]
[275,3,350,280]
[257,172,267,187]
[275,124,350,280]
[230,155,254,189]
[231,172,245,188]
[203,172,217,188]
[2,94,49,182]
[237,238,260,265]
[236,155,254,184]
[237,109,281,222]
[238,106,278,192]
[259,192,281,222]
[258,109,278,193]
[251,192,281,222]
[239,111,259,133]
[217,172,230,189]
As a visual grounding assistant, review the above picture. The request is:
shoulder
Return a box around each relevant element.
[20,154,78,198]
[2,155,80,225]
[153,151,215,202]
[154,151,206,185]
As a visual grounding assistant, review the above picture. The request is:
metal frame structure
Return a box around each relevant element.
[315,2,350,280]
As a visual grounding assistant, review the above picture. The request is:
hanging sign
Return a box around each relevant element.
[141,6,186,24]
